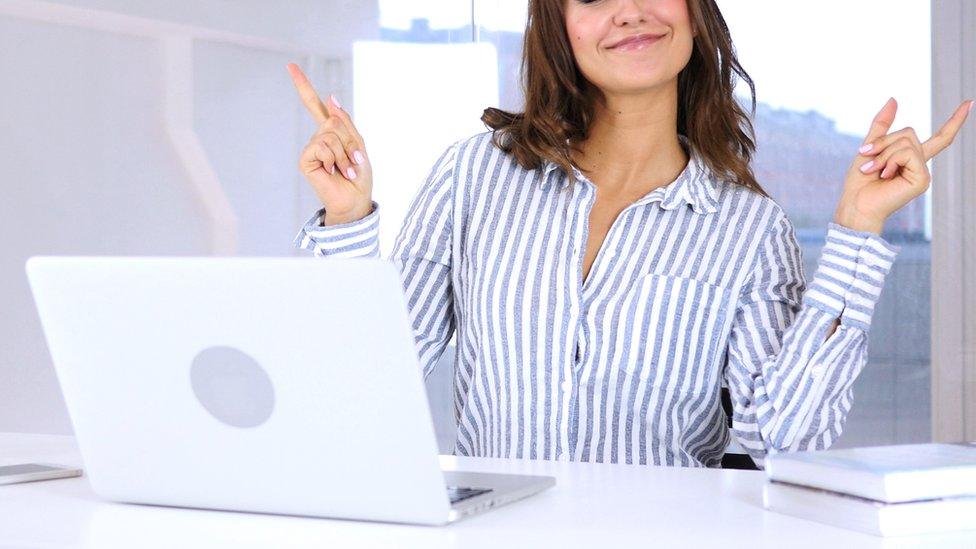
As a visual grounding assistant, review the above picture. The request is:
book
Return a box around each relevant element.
[763,479,976,537]
[764,442,976,503]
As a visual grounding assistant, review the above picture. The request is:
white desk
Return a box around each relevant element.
[2,433,975,548]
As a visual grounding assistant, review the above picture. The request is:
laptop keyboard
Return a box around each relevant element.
[446,485,492,504]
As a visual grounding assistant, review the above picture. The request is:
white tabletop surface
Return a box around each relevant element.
[2,433,975,549]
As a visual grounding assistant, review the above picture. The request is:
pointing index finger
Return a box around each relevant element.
[286,63,329,124]
[864,97,897,145]
[921,100,974,160]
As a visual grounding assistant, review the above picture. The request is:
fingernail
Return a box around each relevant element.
[859,160,874,173]
[346,167,356,180]
[329,165,335,175]
[330,94,342,109]
[353,150,365,165]
[969,100,974,114]
[858,143,873,154]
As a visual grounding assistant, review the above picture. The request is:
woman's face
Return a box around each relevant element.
[564,0,696,100]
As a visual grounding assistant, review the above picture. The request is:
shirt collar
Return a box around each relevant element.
[538,134,721,215]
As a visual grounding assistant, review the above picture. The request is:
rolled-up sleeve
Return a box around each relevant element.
[292,140,462,380]
[723,208,901,466]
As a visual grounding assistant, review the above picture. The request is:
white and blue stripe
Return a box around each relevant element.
[294,131,901,468]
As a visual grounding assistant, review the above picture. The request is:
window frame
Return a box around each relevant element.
[931,0,976,442]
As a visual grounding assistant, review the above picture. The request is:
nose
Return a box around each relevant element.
[612,0,648,26]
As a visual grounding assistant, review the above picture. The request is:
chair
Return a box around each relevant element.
[720,385,760,470]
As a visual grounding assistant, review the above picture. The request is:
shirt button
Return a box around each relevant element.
[560,380,572,392]
[860,251,883,268]
[810,363,826,378]
[557,452,567,461]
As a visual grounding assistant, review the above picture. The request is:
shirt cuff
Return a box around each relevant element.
[800,222,901,332]
[292,200,380,258]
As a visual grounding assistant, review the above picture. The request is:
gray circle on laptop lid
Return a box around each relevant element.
[190,346,275,428]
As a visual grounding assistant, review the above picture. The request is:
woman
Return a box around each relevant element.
[287,0,972,467]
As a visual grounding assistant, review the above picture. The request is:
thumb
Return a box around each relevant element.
[862,97,897,145]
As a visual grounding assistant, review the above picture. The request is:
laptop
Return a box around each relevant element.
[25,256,554,525]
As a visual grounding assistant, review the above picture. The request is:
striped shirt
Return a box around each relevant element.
[293,131,901,468]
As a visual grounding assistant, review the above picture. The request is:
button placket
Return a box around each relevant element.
[561,181,592,463]
[561,374,576,461]
[559,394,572,461]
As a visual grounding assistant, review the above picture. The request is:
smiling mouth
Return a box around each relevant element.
[609,34,665,52]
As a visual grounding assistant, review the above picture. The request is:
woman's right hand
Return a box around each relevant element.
[287,63,374,225]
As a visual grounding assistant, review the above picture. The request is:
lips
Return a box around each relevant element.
[609,33,665,50]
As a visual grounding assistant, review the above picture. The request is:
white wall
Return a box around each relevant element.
[0,0,379,433]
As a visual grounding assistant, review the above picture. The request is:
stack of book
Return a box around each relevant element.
[762,442,976,537]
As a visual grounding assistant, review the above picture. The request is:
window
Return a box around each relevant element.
[720,1,932,447]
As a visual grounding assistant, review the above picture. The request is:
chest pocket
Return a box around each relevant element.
[616,272,735,388]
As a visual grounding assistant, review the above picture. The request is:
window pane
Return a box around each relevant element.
[721,0,932,447]
[338,3,497,257]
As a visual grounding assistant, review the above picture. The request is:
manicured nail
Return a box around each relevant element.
[353,150,365,165]
[859,160,874,173]
[969,100,974,114]
[858,143,873,154]
[346,167,356,180]
[330,94,342,109]
[329,164,335,175]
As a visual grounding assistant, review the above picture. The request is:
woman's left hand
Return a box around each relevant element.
[833,97,974,235]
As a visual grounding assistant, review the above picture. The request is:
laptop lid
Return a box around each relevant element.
[25,256,452,524]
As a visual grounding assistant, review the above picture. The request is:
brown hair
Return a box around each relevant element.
[481,0,768,198]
